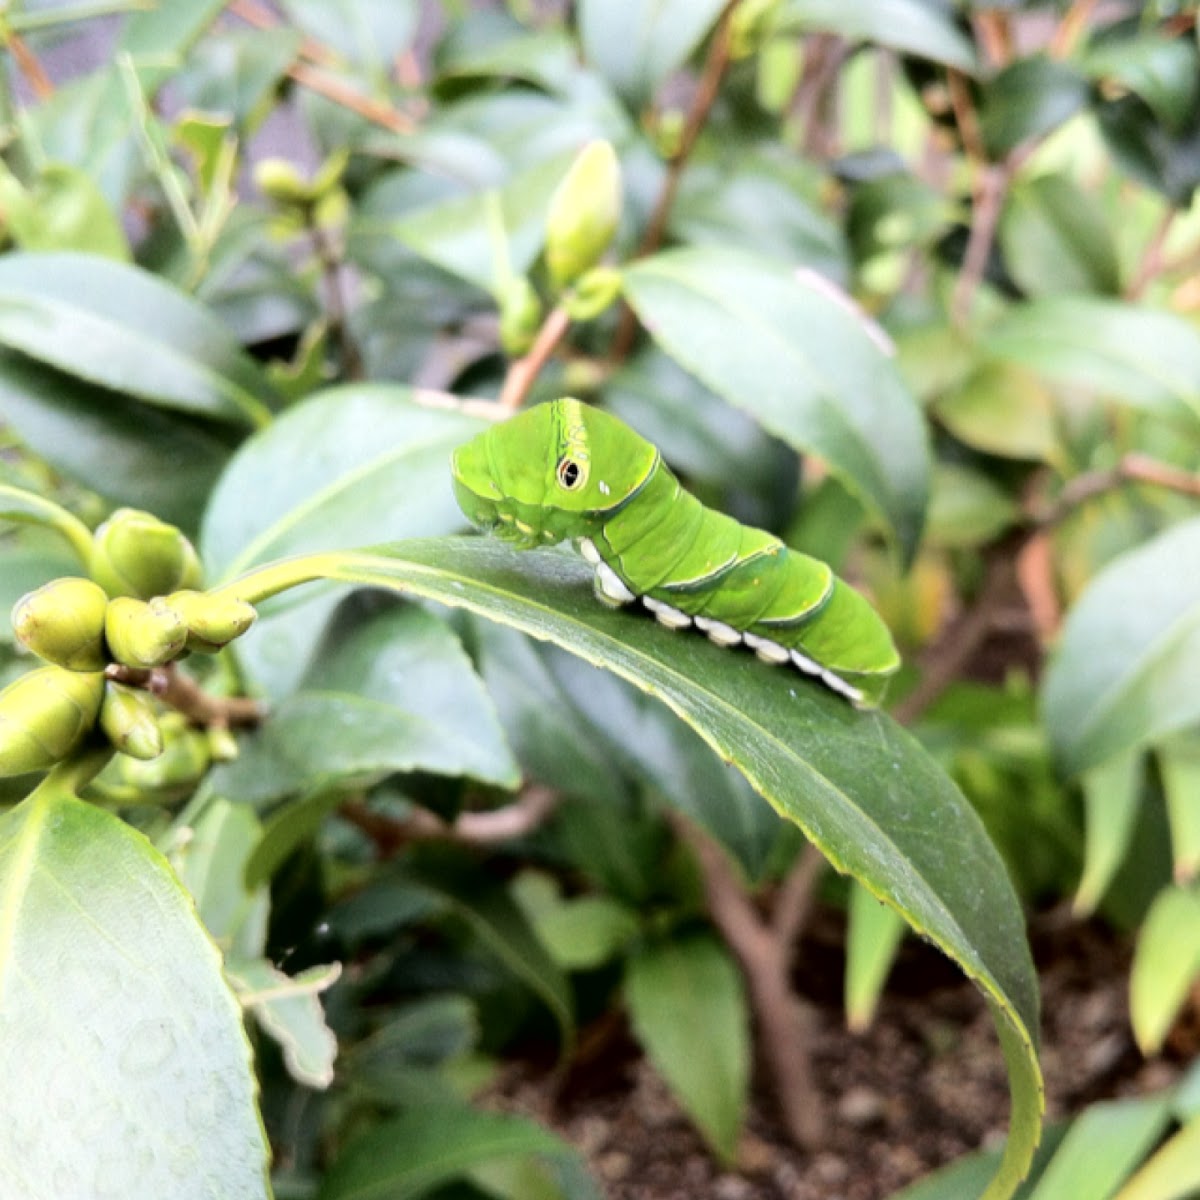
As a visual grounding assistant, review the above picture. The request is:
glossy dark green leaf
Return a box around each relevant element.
[625,934,749,1162]
[1096,95,1200,207]
[0,352,234,534]
[779,0,975,70]
[576,0,727,102]
[1084,34,1200,135]
[0,778,270,1199]
[623,247,929,560]
[669,147,847,280]
[220,537,1043,1200]
[1042,516,1200,777]
[979,57,1090,159]
[317,1105,589,1200]
[999,174,1121,297]
[0,253,279,426]
[984,296,1200,424]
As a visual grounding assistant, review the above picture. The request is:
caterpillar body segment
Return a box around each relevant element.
[450,399,900,707]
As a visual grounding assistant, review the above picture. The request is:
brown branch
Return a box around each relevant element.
[609,0,740,361]
[497,304,571,412]
[972,11,1013,68]
[228,0,339,65]
[1049,0,1100,59]
[1031,452,1200,526]
[339,786,560,856]
[105,663,265,727]
[953,163,1012,328]
[287,61,415,135]
[772,841,826,968]
[670,812,826,1150]
[1125,207,1177,301]
[6,31,53,100]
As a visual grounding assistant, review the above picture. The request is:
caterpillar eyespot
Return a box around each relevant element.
[451,398,900,708]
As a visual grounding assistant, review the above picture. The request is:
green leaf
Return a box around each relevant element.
[0,161,130,259]
[385,149,576,294]
[1130,884,1200,1056]
[1074,752,1143,917]
[1157,737,1200,884]
[276,0,418,73]
[926,463,1020,548]
[1042,516,1200,777]
[1025,1093,1173,1200]
[0,253,279,426]
[513,874,639,972]
[170,797,269,957]
[0,353,234,534]
[213,601,518,800]
[985,296,1200,425]
[405,854,575,1052]
[201,386,488,697]
[979,57,1090,159]
[222,536,1044,1200]
[845,880,907,1032]
[778,0,976,72]
[624,934,749,1163]
[0,778,270,1198]
[999,174,1121,297]
[317,1105,585,1200]
[244,787,343,887]
[1084,35,1200,136]
[1116,1112,1200,1200]
[576,0,727,103]
[227,959,340,1090]
[934,363,1058,462]
[623,246,929,560]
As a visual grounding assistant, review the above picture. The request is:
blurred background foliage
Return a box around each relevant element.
[4,1,1200,1197]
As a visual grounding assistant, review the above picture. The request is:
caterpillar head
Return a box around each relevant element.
[451,399,658,547]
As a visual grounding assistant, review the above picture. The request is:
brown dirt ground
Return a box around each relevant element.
[491,912,1191,1200]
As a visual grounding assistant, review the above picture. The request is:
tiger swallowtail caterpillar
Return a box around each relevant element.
[451,398,900,707]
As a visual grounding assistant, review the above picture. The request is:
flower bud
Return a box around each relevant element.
[545,140,622,288]
[563,266,623,322]
[91,508,203,600]
[107,712,210,794]
[499,275,544,356]
[104,597,188,669]
[0,666,105,776]
[11,576,109,670]
[164,590,258,654]
[99,682,164,761]
[254,158,312,205]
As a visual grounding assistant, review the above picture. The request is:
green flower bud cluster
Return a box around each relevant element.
[100,712,216,801]
[0,508,259,778]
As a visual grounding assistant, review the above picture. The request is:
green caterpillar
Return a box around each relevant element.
[451,398,900,707]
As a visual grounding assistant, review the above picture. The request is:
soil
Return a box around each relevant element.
[490,911,1189,1200]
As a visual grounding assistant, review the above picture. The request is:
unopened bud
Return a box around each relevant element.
[165,590,258,653]
[104,596,187,669]
[499,275,544,356]
[563,266,622,322]
[254,158,311,205]
[109,712,210,793]
[0,666,105,776]
[91,508,203,600]
[12,576,109,670]
[545,140,622,288]
[99,682,163,761]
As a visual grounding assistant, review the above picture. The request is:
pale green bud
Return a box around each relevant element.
[545,140,623,288]
[164,590,258,654]
[563,266,623,322]
[0,666,105,776]
[107,712,210,794]
[99,682,164,761]
[104,596,188,669]
[499,275,544,356]
[91,508,203,600]
[11,576,109,671]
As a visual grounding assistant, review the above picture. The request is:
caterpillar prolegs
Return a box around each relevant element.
[451,398,900,707]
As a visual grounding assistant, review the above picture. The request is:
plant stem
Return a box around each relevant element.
[105,663,265,728]
[309,213,362,379]
[497,304,571,412]
[1125,207,1177,301]
[609,0,740,362]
